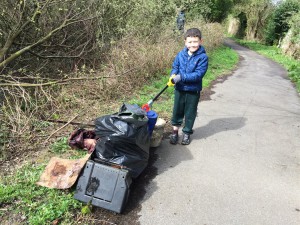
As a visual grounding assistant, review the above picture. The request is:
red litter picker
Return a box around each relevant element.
[142,75,175,112]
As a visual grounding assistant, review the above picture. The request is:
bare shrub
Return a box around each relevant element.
[0,25,182,161]
[0,85,58,160]
[0,0,177,78]
[85,32,182,103]
[0,20,225,161]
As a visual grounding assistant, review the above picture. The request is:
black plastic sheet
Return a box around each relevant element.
[94,103,150,178]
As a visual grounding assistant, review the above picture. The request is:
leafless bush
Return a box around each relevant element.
[0,84,58,160]
[0,21,225,161]
[53,31,182,117]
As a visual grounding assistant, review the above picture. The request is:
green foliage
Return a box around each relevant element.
[81,200,93,215]
[0,163,82,224]
[180,0,234,22]
[264,11,277,45]
[287,62,300,90]
[208,0,234,22]
[265,0,300,45]
[234,38,300,92]
[230,0,274,40]
[288,12,300,44]
[31,120,52,132]
[50,137,70,154]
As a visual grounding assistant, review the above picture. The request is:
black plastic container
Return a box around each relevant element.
[74,159,132,213]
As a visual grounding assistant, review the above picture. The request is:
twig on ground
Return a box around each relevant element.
[44,114,78,143]
[46,119,94,127]
[87,218,117,225]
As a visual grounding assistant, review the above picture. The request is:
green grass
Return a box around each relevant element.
[233,38,300,92]
[0,162,83,225]
[0,138,85,225]
[0,44,239,225]
[50,137,70,154]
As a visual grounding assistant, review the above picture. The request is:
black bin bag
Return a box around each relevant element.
[94,103,150,178]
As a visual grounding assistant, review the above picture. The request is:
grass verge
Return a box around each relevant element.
[233,38,300,92]
[0,44,238,225]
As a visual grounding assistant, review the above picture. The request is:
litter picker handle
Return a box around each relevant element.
[152,85,168,102]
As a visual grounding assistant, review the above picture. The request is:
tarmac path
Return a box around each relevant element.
[138,39,300,225]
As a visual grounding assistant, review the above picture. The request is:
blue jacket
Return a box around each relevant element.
[170,46,208,92]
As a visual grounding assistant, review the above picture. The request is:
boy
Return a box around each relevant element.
[169,28,208,145]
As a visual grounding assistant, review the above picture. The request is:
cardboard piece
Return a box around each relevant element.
[36,153,90,189]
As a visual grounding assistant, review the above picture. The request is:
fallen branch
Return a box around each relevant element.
[44,114,78,143]
[46,119,94,127]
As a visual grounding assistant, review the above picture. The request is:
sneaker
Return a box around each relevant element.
[169,134,179,145]
[181,133,190,145]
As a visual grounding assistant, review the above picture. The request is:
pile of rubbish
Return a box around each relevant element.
[37,103,164,213]
[93,103,151,178]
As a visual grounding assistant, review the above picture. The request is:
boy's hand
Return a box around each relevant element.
[167,74,176,86]
[171,74,181,84]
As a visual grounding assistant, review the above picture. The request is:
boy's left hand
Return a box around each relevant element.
[167,74,176,86]
[171,74,181,84]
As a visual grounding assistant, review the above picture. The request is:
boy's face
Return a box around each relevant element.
[185,36,202,53]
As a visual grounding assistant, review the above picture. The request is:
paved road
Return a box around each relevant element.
[138,39,300,225]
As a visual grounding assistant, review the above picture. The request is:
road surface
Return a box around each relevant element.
[138,38,300,225]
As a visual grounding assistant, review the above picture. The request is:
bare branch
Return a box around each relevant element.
[44,114,78,143]
[0,5,98,68]
[0,1,41,61]
[0,63,143,87]
[27,40,90,59]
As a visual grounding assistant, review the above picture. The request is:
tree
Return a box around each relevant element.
[0,0,102,71]
[231,0,274,40]
[0,0,177,77]
[264,0,300,45]
[173,0,233,22]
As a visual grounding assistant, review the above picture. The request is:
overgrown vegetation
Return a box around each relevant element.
[0,0,179,161]
[182,0,234,22]
[0,24,239,224]
[264,0,300,45]
[234,38,300,92]
[1,0,298,223]
[0,17,226,162]
[227,0,300,59]
[0,0,176,72]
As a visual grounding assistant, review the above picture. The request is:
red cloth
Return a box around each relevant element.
[68,128,99,153]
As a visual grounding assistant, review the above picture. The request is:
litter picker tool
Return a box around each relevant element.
[142,75,175,112]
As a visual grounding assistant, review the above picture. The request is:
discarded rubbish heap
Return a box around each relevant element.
[74,103,153,213]
[93,103,151,178]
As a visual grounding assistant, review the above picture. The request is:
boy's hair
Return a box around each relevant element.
[184,28,202,40]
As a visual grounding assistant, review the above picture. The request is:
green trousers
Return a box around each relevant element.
[171,89,200,134]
